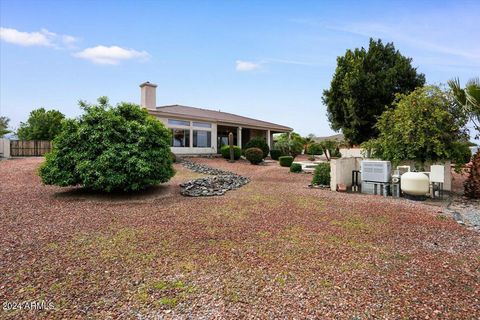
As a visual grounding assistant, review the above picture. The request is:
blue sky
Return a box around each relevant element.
[1,0,479,138]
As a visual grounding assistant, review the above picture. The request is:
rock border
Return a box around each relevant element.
[180,160,249,197]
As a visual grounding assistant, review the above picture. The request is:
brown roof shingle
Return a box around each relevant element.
[149,104,293,132]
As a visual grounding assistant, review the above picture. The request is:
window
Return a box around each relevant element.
[171,129,190,147]
[193,130,211,148]
[168,119,190,126]
[193,121,211,128]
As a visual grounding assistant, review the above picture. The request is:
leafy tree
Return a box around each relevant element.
[323,38,425,145]
[17,108,65,140]
[448,77,480,138]
[274,139,303,158]
[319,140,341,161]
[0,116,10,137]
[361,86,470,169]
[39,97,175,192]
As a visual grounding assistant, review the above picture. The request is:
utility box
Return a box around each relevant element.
[361,160,391,183]
[430,165,445,183]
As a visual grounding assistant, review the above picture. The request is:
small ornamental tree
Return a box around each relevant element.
[17,108,65,140]
[361,86,470,169]
[244,137,269,158]
[39,97,175,192]
[464,151,480,198]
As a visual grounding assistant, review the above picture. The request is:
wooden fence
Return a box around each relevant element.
[10,140,52,157]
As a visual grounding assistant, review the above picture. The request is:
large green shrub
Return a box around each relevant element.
[270,149,282,160]
[39,97,175,192]
[279,156,294,167]
[312,163,330,186]
[244,137,269,158]
[245,147,264,165]
[290,163,302,173]
[220,145,241,160]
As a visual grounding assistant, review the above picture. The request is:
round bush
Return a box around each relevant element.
[306,143,323,155]
[245,147,264,165]
[312,163,330,186]
[244,137,269,158]
[279,156,294,167]
[290,163,302,173]
[39,97,175,192]
[220,145,241,160]
[270,149,282,160]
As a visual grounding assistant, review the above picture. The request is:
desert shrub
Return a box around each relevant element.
[307,143,323,155]
[279,156,294,167]
[275,139,303,158]
[244,137,269,158]
[464,150,480,198]
[270,149,282,160]
[39,97,175,192]
[245,147,264,165]
[312,163,330,186]
[290,163,302,173]
[220,145,241,160]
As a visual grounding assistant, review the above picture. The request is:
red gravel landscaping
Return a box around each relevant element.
[1,157,479,319]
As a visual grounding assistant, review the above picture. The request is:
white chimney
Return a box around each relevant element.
[139,81,157,109]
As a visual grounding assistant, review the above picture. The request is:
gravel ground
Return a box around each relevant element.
[1,157,479,319]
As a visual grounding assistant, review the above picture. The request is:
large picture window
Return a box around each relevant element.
[172,129,190,147]
[193,130,211,148]
[168,119,190,126]
[192,121,211,128]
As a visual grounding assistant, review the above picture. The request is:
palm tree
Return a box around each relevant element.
[448,77,480,137]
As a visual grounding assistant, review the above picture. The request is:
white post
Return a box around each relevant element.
[267,130,271,149]
[237,127,242,148]
[0,139,10,158]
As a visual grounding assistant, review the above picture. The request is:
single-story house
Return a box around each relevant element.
[140,82,293,155]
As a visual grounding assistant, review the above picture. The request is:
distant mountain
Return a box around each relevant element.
[313,133,344,143]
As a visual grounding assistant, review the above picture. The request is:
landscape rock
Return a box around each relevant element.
[180,160,249,196]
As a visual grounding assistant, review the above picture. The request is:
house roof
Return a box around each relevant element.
[149,104,293,132]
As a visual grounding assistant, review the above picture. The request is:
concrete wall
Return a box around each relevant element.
[339,148,364,158]
[330,157,362,191]
[0,139,10,158]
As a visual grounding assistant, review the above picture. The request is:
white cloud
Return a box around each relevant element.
[235,60,261,72]
[0,27,78,49]
[73,45,150,65]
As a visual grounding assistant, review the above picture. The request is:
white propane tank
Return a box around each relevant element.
[401,172,430,196]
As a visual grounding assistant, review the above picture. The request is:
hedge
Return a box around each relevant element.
[279,156,294,167]
[245,147,264,165]
[220,145,241,160]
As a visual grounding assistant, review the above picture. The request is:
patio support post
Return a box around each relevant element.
[267,129,271,149]
[237,127,242,148]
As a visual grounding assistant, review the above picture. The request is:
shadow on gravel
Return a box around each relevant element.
[52,184,175,203]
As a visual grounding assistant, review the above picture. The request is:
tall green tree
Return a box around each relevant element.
[17,108,65,140]
[361,86,471,169]
[448,77,480,138]
[0,116,10,137]
[323,38,425,145]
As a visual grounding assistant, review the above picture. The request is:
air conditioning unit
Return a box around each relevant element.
[361,160,391,183]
